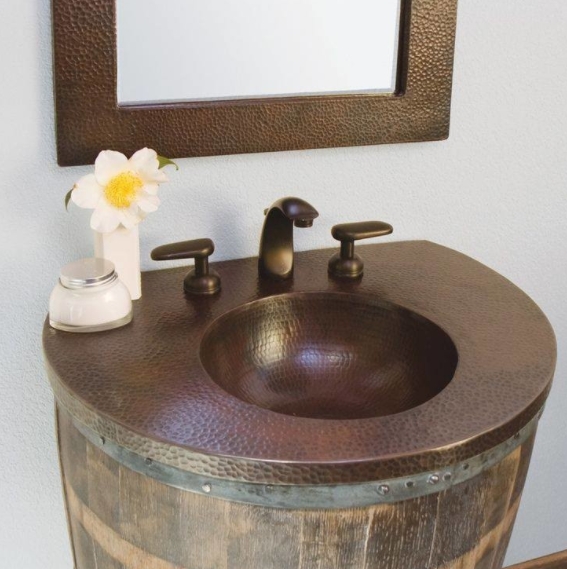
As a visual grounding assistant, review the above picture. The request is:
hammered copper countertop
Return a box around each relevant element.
[43,241,556,484]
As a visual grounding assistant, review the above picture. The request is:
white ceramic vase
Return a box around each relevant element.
[94,226,141,300]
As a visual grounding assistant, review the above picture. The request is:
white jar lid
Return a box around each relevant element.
[60,258,117,289]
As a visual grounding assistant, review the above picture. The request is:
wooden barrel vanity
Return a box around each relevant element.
[44,242,556,569]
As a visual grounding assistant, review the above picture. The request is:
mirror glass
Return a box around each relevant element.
[116,0,401,105]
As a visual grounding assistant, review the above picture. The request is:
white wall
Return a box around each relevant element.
[0,0,565,567]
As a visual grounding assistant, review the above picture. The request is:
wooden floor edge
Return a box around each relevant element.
[505,549,567,569]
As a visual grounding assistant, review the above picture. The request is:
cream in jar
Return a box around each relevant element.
[49,258,132,333]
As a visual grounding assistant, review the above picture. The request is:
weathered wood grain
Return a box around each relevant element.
[492,435,537,569]
[57,406,536,569]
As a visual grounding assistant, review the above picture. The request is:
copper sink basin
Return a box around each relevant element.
[200,292,458,420]
[44,241,556,483]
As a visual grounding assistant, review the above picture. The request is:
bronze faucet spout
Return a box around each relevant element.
[258,197,318,280]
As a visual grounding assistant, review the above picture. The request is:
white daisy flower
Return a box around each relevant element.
[71,148,170,233]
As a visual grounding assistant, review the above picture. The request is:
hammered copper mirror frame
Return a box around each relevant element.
[52,0,458,166]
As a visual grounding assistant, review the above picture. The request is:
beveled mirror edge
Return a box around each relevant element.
[52,0,458,166]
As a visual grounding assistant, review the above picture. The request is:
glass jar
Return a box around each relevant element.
[49,258,133,333]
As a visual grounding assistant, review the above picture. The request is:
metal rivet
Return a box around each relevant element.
[265,485,274,493]
[377,484,390,495]
[202,483,212,493]
[145,457,153,466]
[514,432,521,439]
[428,474,440,485]
[405,481,415,488]
[443,473,452,482]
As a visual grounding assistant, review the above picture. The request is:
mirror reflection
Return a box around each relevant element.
[117,0,401,104]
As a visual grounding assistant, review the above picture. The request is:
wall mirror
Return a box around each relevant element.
[116,0,401,104]
[52,0,459,166]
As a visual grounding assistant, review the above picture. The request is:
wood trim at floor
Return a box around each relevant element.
[506,550,567,569]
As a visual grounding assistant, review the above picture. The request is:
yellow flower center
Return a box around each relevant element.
[104,172,144,208]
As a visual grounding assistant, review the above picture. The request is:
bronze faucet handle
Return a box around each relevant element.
[151,238,214,261]
[328,221,393,279]
[151,238,221,295]
[331,221,393,242]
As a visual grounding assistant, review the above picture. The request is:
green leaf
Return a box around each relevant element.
[157,155,179,170]
[64,188,74,211]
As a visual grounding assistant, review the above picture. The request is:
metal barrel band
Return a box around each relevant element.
[72,409,541,510]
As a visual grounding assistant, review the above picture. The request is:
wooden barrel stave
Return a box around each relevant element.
[57,406,535,569]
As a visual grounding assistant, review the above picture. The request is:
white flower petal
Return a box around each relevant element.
[95,150,129,186]
[129,147,169,184]
[137,194,160,213]
[90,202,121,233]
[146,169,169,184]
[141,182,159,195]
[72,174,103,209]
[129,147,158,170]
[118,206,143,229]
